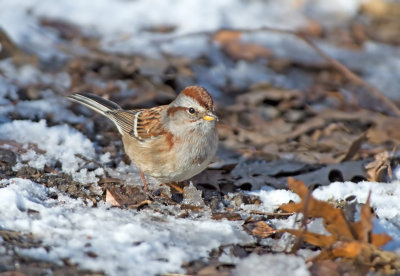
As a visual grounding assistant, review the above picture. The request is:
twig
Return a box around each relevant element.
[75,153,111,178]
[248,210,293,217]
[294,33,400,117]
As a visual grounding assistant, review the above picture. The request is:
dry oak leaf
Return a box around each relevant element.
[280,178,356,241]
[279,178,395,269]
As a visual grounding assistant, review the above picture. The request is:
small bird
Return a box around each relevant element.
[67,86,218,191]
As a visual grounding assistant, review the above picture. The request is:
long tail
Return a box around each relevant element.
[67,92,121,115]
[67,92,124,134]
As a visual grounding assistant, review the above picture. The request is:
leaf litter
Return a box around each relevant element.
[1,0,400,275]
[280,178,399,274]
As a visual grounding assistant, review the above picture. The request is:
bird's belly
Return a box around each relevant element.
[168,155,213,182]
[123,131,217,183]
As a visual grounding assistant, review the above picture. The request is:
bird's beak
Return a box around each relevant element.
[203,113,218,122]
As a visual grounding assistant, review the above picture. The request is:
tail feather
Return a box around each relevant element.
[67,92,121,115]
[67,92,124,134]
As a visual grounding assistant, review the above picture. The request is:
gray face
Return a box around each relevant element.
[164,94,217,135]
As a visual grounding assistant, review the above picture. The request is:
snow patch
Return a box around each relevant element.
[0,178,253,275]
[0,120,101,183]
[233,253,310,276]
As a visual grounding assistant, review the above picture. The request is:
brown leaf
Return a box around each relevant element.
[281,178,355,240]
[365,150,394,182]
[213,30,242,44]
[331,241,364,259]
[279,178,395,270]
[105,189,120,207]
[235,86,303,107]
[106,185,147,208]
[213,30,271,61]
[0,28,21,59]
[281,229,336,248]
[361,0,389,16]
[351,192,373,243]
[368,116,400,144]
[371,233,392,248]
[0,28,37,65]
[279,202,303,214]
[337,132,367,162]
[243,220,276,239]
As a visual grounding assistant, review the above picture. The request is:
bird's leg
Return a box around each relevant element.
[140,170,155,201]
[140,170,149,192]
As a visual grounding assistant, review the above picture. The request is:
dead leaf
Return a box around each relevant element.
[105,185,147,208]
[105,189,120,207]
[243,220,276,239]
[0,28,37,65]
[371,233,393,248]
[351,192,373,243]
[361,0,389,16]
[0,28,23,58]
[279,178,395,271]
[330,241,364,259]
[337,132,367,162]
[283,229,336,248]
[368,116,400,144]
[365,150,394,182]
[235,86,303,107]
[213,30,272,61]
[281,178,356,240]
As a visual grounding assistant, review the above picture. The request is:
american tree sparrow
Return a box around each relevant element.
[67,86,218,191]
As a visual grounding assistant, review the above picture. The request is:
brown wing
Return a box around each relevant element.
[106,105,166,141]
[134,106,166,140]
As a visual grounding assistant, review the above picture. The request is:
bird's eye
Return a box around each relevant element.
[188,107,195,114]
